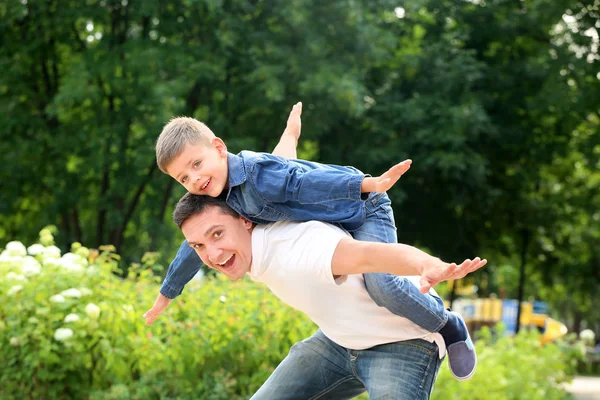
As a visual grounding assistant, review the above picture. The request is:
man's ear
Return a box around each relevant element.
[212,137,228,157]
[241,217,253,231]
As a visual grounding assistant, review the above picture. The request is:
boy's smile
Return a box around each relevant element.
[166,138,229,197]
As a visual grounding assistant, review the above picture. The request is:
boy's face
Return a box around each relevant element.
[166,138,229,197]
[181,206,254,281]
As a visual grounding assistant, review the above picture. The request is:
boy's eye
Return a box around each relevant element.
[192,243,203,249]
[193,161,201,168]
[181,176,188,184]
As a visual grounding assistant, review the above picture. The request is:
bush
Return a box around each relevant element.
[432,326,577,400]
[0,231,315,399]
[0,231,579,399]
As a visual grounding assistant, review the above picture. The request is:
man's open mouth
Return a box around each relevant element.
[217,254,235,269]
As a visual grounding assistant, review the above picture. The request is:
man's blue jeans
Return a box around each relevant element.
[251,330,442,399]
[358,192,448,332]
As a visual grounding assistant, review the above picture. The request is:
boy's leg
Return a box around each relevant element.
[357,192,447,331]
[250,330,365,400]
[355,339,442,400]
[356,192,476,381]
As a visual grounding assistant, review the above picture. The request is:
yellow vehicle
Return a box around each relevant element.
[450,297,568,344]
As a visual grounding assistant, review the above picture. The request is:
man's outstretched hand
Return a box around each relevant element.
[143,293,173,326]
[419,257,487,294]
[361,159,412,193]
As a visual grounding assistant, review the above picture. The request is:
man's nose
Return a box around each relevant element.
[207,247,223,264]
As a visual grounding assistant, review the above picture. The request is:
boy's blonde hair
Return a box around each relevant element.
[156,117,216,173]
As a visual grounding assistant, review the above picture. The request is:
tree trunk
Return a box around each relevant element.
[515,228,530,334]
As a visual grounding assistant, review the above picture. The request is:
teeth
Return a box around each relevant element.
[202,178,210,190]
[217,254,233,266]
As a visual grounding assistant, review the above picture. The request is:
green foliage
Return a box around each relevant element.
[0,233,315,399]
[432,327,577,400]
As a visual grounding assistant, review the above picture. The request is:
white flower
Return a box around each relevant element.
[54,328,74,341]
[85,303,100,320]
[75,247,90,258]
[80,287,93,296]
[7,285,23,296]
[60,288,82,298]
[56,258,83,272]
[62,252,88,267]
[42,245,61,259]
[43,258,60,268]
[49,294,66,303]
[27,244,45,256]
[40,230,54,246]
[5,241,27,257]
[6,272,27,282]
[22,257,41,276]
[219,295,226,303]
[39,228,52,237]
[55,253,87,272]
[0,251,19,264]
[64,313,81,323]
[122,304,134,312]
[581,329,595,343]
[9,337,21,347]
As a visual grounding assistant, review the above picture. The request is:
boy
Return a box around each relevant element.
[144,103,478,380]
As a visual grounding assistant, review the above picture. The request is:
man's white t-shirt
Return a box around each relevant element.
[249,220,446,358]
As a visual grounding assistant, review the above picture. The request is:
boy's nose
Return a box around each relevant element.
[192,174,203,190]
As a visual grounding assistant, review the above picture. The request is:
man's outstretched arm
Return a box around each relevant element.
[143,240,203,325]
[331,238,487,293]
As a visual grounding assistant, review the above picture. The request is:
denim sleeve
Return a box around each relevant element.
[160,240,204,299]
[249,156,365,204]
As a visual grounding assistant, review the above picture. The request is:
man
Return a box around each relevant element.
[171,193,487,399]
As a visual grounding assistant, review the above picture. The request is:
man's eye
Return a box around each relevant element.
[193,161,201,168]
[213,231,223,238]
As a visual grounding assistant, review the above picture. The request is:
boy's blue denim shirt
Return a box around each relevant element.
[160,151,368,299]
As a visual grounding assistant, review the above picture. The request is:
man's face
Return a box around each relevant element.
[166,138,229,197]
[181,206,254,280]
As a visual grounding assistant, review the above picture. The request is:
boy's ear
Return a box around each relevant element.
[212,137,227,157]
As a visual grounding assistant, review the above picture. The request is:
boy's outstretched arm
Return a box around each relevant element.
[361,159,413,193]
[272,102,302,159]
[332,238,487,293]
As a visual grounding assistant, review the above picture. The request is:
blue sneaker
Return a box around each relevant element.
[446,312,477,381]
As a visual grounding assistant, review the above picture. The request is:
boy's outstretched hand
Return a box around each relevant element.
[361,159,412,193]
[272,102,302,159]
[284,101,302,141]
[419,257,487,294]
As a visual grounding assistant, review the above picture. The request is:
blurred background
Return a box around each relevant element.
[1,0,599,398]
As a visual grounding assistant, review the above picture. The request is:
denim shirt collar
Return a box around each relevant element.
[227,152,247,189]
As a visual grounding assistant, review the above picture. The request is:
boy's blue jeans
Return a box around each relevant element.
[358,192,448,332]
[251,329,441,399]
